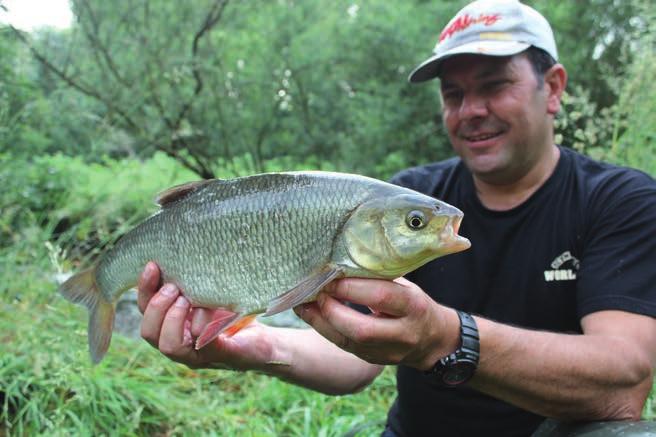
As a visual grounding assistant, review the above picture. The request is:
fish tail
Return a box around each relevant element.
[59,266,115,364]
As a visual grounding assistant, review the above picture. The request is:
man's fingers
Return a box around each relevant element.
[297,296,396,354]
[158,296,193,355]
[324,278,410,317]
[296,301,355,352]
[140,284,180,347]
[137,262,161,314]
[317,293,399,344]
[190,307,215,337]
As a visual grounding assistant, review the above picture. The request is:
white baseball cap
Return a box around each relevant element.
[409,0,558,83]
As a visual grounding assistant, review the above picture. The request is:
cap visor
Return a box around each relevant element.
[408,40,530,83]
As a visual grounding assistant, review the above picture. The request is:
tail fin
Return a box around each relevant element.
[59,266,115,364]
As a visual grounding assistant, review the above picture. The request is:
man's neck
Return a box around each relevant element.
[473,145,561,211]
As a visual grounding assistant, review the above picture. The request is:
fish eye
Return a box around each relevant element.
[406,210,427,230]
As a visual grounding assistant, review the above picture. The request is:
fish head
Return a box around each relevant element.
[343,193,471,278]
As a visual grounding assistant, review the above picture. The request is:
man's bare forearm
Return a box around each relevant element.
[261,326,384,395]
[469,312,655,420]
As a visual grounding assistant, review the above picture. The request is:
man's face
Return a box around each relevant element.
[439,53,554,185]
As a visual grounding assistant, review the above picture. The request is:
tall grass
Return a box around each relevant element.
[1,290,396,436]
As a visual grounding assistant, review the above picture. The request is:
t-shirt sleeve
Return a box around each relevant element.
[389,163,447,193]
[389,168,422,190]
[576,169,656,318]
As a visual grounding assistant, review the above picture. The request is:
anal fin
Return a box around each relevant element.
[264,266,342,317]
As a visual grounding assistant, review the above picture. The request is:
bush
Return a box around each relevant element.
[554,85,617,161]
[554,0,655,176]
[0,152,197,269]
[607,1,656,175]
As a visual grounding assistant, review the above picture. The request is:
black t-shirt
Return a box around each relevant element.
[384,146,656,437]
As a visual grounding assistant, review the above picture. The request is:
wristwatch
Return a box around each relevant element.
[425,310,480,387]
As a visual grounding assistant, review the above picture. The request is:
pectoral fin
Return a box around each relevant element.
[264,266,343,316]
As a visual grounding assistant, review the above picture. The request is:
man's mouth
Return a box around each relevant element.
[462,131,503,142]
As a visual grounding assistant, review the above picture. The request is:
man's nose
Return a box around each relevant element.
[459,93,488,120]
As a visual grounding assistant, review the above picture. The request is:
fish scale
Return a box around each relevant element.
[60,171,470,363]
[98,174,365,311]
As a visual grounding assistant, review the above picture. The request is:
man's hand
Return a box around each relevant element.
[137,262,276,370]
[295,277,461,370]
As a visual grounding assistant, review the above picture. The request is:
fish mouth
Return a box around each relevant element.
[453,215,462,234]
[439,216,471,253]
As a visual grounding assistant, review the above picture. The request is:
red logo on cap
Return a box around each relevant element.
[439,13,501,42]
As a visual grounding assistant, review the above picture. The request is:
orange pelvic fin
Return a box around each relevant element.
[223,314,257,337]
[195,311,239,350]
[195,313,258,350]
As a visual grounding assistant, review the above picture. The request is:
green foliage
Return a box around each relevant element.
[528,0,641,108]
[0,152,196,272]
[606,0,656,174]
[554,86,617,160]
[5,0,653,178]
[552,0,655,176]
[0,1,454,177]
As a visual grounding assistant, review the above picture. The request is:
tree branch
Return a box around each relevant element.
[173,0,229,129]
[8,25,140,132]
[76,0,131,88]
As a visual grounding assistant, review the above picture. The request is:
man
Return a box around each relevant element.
[137,1,656,435]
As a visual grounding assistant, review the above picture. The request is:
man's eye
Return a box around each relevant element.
[442,90,463,101]
[484,80,507,91]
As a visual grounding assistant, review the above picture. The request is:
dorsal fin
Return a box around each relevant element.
[155,180,214,207]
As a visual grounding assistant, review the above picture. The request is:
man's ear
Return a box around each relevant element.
[544,64,568,115]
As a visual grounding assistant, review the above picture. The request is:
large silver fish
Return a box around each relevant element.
[60,171,470,363]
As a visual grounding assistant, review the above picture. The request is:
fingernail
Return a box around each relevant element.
[145,261,156,275]
[160,284,177,297]
[174,296,188,307]
[295,305,306,318]
[297,304,313,321]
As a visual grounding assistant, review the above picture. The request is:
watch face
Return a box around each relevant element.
[442,362,476,386]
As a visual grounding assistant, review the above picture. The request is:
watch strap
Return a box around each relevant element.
[458,311,480,358]
[424,310,480,386]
